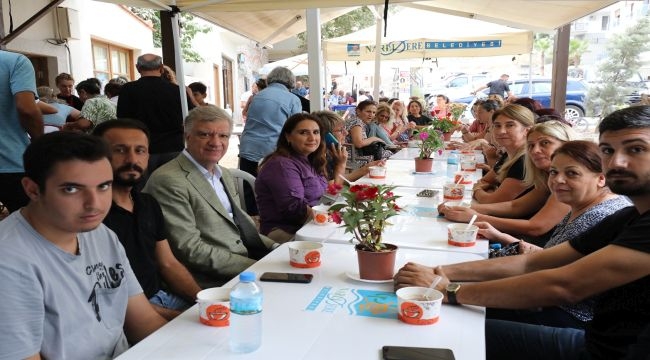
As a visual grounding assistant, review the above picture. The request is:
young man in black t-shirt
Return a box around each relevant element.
[394,105,650,360]
[94,119,202,320]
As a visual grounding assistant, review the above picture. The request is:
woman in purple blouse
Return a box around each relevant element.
[256,113,343,243]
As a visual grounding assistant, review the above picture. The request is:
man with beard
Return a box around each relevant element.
[0,132,166,359]
[394,105,650,360]
[94,119,201,320]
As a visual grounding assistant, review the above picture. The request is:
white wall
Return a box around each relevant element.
[1,0,153,87]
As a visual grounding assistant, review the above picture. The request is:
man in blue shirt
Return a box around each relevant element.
[0,50,43,213]
[238,66,302,214]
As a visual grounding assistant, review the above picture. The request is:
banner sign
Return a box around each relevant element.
[346,39,503,57]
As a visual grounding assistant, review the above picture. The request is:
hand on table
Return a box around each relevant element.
[475,221,502,241]
[439,204,477,222]
[394,262,449,291]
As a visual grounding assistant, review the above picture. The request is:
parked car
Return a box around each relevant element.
[425,73,490,106]
[453,78,588,120]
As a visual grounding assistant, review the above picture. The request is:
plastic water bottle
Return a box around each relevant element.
[447,152,459,177]
[229,271,263,353]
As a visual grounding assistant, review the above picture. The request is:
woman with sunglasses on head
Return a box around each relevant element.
[476,141,632,329]
[441,121,577,244]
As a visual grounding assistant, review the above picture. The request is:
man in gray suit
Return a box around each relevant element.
[144,105,275,288]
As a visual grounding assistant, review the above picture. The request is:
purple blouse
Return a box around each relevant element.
[255,153,327,235]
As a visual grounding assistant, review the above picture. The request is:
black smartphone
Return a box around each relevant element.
[382,346,455,360]
[325,132,339,146]
[259,272,313,284]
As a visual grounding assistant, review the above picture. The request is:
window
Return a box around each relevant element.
[601,15,609,31]
[91,40,132,84]
[532,82,552,94]
[448,77,467,88]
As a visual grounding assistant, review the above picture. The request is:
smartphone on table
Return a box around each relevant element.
[259,272,313,284]
[382,346,455,360]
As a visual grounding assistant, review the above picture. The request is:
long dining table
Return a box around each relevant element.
[116,243,486,360]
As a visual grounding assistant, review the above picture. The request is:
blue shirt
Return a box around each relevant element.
[0,51,37,172]
[239,83,302,163]
[255,153,327,235]
[43,102,75,127]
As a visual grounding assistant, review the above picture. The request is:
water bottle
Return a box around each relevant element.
[447,152,459,177]
[229,271,263,353]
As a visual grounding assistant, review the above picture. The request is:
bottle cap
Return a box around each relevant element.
[239,271,255,282]
[490,243,502,250]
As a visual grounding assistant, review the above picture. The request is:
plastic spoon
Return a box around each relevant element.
[466,214,478,229]
[424,276,442,300]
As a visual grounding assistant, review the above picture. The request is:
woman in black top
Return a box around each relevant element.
[406,99,432,128]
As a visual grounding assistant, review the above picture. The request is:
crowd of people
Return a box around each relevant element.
[1,48,649,360]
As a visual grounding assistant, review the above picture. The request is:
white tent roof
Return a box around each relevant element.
[324,8,533,61]
[99,0,616,45]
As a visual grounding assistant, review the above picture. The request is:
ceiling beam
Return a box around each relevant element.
[0,0,65,46]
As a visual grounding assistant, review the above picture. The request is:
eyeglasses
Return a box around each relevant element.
[377,113,390,120]
[332,127,347,133]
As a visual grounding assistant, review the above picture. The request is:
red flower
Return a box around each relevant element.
[356,186,379,201]
[330,211,342,224]
[327,183,342,195]
[350,184,369,193]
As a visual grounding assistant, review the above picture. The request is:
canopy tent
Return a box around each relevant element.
[99,0,617,46]
[324,8,533,61]
[93,0,617,111]
[259,53,310,76]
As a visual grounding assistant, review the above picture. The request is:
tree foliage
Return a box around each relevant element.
[568,38,589,66]
[129,7,211,63]
[533,34,553,76]
[586,17,650,117]
[297,7,378,50]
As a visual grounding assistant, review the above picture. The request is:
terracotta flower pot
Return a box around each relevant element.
[356,243,398,280]
[414,158,433,172]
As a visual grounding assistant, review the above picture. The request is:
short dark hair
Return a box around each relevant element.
[92,118,151,143]
[55,73,74,85]
[75,78,101,95]
[599,105,650,134]
[23,132,111,192]
[551,140,603,174]
[188,82,207,95]
[104,82,122,98]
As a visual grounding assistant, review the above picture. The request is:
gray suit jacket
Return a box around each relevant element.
[143,153,274,288]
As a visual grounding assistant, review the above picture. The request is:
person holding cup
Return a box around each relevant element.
[472,104,535,204]
[440,121,577,244]
[256,113,336,243]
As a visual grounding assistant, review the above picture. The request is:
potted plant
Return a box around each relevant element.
[412,126,444,172]
[328,184,401,280]
[431,113,460,141]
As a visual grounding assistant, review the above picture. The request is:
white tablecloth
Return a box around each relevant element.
[117,243,485,360]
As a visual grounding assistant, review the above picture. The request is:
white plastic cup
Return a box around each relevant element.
[447,223,479,247]
[396,287,443,325]
[288,241,323,268]
[312,205,330,225]
[368,166,387,179]
[197,287,231,327]
[443,183,465,200]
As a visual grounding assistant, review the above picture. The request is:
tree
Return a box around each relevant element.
[533,34,553,76]
[129,7,211,63]
[568,38,589,67]
[297,7,378,50]
[586,17,650,117]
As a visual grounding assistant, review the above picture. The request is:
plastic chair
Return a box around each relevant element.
[228,168,256,213]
